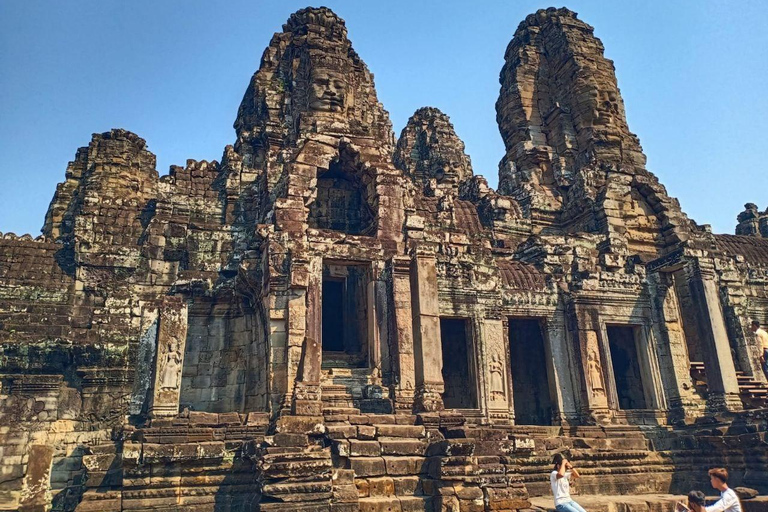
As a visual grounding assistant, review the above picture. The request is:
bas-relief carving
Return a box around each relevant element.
[584,331,609,408]
[587,349,605,398]
[159,341,182,390]
[146,295,189,418]
[308,67,348,113]
[482,320,509,409]
[489,353,506,401]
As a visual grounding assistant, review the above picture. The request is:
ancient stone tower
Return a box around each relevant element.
[1,6,767,512]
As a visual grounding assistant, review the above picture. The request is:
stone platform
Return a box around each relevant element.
[530,495,768,512]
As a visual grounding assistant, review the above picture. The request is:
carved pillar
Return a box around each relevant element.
[292,257,323,416]
[480,318,510,423]
[19,445,54,512]
[149,295,189,418]
[263,235,292,415]
[368,279,382,384]
[389,256,416,412]
[648,272,703,422]
[572,306,611,424]
[410,252,444,412]
[543,314,579,426]
[684,259,742,411]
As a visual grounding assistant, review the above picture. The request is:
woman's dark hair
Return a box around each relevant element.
[688,491,706,506]
[552,453,564,468]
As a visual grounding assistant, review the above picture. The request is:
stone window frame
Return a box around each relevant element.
[597,318,667,414]
[439,315,482,413]
[504,315,561,427]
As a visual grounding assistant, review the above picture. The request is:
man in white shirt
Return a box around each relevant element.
[550,454,587,512]
[751,321,768,379]
[705,468,742,512]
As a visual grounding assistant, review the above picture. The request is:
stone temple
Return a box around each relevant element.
[1,6,767,512]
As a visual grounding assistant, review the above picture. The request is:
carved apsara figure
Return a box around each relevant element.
[489,353,505,401]
[160,341,182,390]
[587,350,605,397]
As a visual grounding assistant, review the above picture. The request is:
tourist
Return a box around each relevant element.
[677,490,707,512]
[550,453,586,512]
[751,320,768,378]
[704,468,742,512]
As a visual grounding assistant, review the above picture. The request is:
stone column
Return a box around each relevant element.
[648,272,702,422]
[572,306,611,423]
[684,260,742,411]
[480,318,510,423]
[410,252,444,412]
[389,256,417,412]
[149,295,189,418]
[291,257,323,416]
[18,445,54,512]
[543,314,579,425]
[367,279,382,383]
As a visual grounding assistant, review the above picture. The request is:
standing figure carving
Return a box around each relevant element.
[489,353,506,401]
[587,350,605,397]
[160,342,182,390]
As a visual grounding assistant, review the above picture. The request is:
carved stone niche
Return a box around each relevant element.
[482,319,510,422]
[149,296,189,418]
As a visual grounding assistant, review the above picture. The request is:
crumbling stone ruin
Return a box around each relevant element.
[1,6,767,512]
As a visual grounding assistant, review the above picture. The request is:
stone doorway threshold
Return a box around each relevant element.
[530,494,768,512]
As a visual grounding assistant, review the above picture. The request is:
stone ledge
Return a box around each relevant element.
[530,494,768,512]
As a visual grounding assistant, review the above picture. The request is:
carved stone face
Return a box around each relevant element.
[308,67,347,113]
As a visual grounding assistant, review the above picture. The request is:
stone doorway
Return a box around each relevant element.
[673,270,707,364]
[321,262,370,368]
[606,325,647,410]
[508,318,553,425]
[440,318,478,409]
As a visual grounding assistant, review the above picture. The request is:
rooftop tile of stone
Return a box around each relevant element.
[497,259,547,290]
[410,106,452,122]
[283,6,347,37]
[0,232,48,242]
[519,6,581,29]
[510,7,594,55]
[92,128,147,149]
[713,234,768,266]
[454,200,484,234]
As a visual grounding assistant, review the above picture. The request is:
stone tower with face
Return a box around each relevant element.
[234,6,395,176]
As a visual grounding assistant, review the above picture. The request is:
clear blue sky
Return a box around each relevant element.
[1,1,766,236]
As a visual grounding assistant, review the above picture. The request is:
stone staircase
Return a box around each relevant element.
[323,409,537,512]
[690,361,768,408]
[321,368,393,419]
[506,424,670,497]
[322,382,361,419]
[327,413,433,512]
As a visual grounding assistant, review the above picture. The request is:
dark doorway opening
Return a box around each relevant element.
[440,318,477,409]
[321,263,369,368]
[509,318,553,425]
[606,325,647,409]
[322,279,344,352]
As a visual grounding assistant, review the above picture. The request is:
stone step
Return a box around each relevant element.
[358,495,432,512]
[324,407,361,416]
[529,494,681,512]
[322,384,350,393]
[323,396,357,407]
[373,425,426,438]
